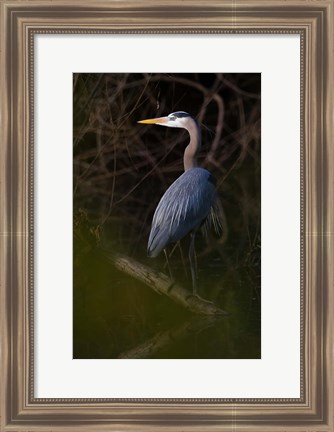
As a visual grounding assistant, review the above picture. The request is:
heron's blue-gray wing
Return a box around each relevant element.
[148,168,216,257]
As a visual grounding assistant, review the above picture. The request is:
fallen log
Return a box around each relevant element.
[102,249,226,316]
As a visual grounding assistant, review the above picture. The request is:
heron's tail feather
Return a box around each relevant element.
[201,198,224,240]
[147,226,170,258]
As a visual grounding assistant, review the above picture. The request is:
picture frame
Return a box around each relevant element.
[1,0,333,430]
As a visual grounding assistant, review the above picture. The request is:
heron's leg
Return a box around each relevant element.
[188,232,198,294]
[164,249,174,280]
[178,240,188,279]
[163,243,177,272]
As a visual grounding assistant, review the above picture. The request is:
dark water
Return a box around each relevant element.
[73,229,261,359]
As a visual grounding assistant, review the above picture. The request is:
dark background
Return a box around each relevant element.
[73,73,261,359]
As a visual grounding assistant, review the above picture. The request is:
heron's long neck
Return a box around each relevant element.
[184,120,201,171]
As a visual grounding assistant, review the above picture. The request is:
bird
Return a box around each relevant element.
[138,111,223,294]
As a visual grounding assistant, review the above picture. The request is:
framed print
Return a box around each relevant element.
[1,0,333,430]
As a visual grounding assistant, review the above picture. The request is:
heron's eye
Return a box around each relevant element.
[169,116,176,121]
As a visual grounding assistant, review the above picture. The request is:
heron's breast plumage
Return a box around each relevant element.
[147,168,216,257]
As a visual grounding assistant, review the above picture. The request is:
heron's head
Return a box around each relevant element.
[137,111,194,129]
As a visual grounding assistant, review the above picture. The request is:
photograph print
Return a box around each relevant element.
[73,73,261,359]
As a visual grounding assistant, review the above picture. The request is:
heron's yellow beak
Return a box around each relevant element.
[137,116,169,125]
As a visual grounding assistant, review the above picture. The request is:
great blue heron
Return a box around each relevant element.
[138,111,223,294]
